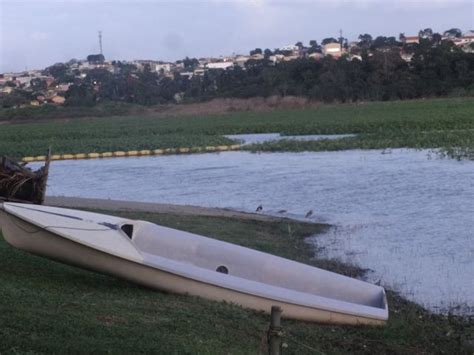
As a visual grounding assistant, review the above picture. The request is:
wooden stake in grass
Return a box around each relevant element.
[39,147,52,204]
[268,306,283,355]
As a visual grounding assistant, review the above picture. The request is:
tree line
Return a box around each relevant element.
[67,38,472,106]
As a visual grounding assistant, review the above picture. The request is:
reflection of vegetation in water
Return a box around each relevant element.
[0,97,473,160]
[1,210,472,353]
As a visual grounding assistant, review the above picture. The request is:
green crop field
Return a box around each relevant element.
[1,210,472,354]
[1,97,473,159]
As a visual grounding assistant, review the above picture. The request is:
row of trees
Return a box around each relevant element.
[65,65,181,106]
[62,37,473,106]
[188,45,472,102]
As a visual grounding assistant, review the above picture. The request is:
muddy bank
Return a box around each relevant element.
[45,196,294,223]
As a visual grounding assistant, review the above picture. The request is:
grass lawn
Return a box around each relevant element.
[1,97,473,160]
[1,210,472,354]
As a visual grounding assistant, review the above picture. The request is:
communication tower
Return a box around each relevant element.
[98,31,103,55]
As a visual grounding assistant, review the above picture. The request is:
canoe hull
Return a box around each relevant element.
[0,206,386,325]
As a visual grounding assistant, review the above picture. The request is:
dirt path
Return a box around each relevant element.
[45,196,289,222]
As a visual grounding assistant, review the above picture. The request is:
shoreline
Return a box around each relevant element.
[45,196,298,223]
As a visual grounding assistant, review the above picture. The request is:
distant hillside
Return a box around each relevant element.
[1,28,473,110]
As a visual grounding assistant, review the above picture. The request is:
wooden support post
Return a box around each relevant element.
[268,306,283,355]
[39,147,52,205]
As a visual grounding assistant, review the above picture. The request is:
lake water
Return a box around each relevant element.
[225,133,356,145]
[37,149,474,315]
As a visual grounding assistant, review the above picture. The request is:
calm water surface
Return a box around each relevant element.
[39,149,474,314]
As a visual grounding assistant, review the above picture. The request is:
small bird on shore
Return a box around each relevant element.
[305,210,313,218]
[278,209,287,214]
[256,204,263,212]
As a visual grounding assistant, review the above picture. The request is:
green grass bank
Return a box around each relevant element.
[1,209,472,354]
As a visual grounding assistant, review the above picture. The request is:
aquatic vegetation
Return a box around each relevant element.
[0,97,473,159]
[246,129,474,159]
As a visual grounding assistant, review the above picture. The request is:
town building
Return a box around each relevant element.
[322,43,343,57]
[206,62,234,70]
[401,36,419,44]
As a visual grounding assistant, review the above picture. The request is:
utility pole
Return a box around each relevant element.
[98,31,103,55]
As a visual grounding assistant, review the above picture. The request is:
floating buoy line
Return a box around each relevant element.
[22,144,242,163]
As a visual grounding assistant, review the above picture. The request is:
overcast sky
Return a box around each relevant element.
[0,0,473,73]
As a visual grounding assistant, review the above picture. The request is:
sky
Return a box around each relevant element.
[0,0,473,73]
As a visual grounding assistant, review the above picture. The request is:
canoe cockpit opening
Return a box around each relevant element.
[216,265,229,274]
[121,224,134,239]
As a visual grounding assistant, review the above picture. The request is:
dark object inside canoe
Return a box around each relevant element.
[0,151,50,205]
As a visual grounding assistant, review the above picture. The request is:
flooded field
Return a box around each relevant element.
[38,149,474,314]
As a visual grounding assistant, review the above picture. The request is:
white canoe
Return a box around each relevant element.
[0,202,388,325]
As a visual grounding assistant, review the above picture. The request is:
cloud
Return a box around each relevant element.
[29,31,49,41]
